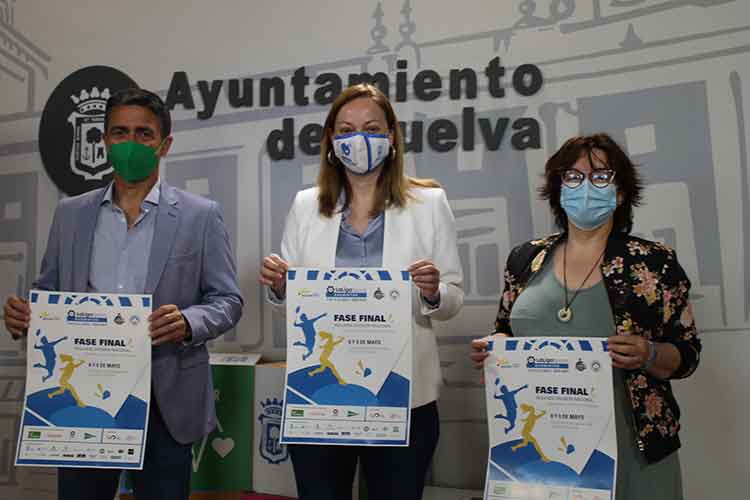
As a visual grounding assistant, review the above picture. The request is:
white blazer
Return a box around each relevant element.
[271,186,464,407]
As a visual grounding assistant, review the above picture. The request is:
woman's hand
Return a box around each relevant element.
[259,253,289,299]
[608,333,681,379]
[408,259,440,302]
[607,334,650,370]
[470,333,509,383]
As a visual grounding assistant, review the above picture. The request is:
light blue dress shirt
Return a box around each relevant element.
[335,207,385,267]
[334,207,439,306]
[88,181,160,294]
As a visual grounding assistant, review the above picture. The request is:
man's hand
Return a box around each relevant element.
[149,304,190,346]
[4,296,30,339]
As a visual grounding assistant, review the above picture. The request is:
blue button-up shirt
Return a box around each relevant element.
[335,208,385,267]
[88,181,160,294]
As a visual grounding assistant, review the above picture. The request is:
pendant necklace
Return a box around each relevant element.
[557,241,606,323]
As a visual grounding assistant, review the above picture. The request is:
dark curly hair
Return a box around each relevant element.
[539,133,643,234]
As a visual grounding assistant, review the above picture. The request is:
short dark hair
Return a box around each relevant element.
[539,133,643,234]
[104,87,172,138]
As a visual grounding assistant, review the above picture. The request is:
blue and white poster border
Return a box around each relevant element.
[15,290,152,469]
[483,337,617,500]
[282,268,412,447]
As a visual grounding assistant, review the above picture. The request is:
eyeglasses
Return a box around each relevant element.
[561,168,615,188]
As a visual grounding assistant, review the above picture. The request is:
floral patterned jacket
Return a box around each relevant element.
[494,231,701,464]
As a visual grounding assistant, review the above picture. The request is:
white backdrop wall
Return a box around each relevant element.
[0,1,748,498]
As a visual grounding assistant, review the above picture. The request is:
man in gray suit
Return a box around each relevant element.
[3,88,243,499]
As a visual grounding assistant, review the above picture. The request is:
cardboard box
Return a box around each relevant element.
[191,353,261,491]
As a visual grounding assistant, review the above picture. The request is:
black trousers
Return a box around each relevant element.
[57,398,192,500]
[289,401,440,500]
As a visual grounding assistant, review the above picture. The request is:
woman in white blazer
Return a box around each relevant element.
[259,83,464,500]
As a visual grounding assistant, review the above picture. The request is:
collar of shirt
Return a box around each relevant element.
[339,205,384,239]
[101,179,161,210]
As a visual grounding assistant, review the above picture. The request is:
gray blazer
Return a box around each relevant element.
[33,182,243,444]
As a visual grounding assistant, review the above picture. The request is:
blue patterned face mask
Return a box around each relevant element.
[332,132,391,175]
[560,180,617,231]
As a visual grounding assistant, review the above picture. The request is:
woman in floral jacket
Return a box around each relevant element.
[471,133,700,499]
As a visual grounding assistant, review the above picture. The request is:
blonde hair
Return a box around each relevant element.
[317,83,439,217]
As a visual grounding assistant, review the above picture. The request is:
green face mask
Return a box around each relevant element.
[108,140,164,183]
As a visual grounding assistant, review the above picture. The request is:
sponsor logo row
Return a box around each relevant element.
[286,405,407,422]
[285,419,406,441]
[19,442,142,462]
[25,426,143,444]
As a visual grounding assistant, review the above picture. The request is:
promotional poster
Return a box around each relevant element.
[282,268,412,446]
[483,337,616,500]
[16,291,151,469]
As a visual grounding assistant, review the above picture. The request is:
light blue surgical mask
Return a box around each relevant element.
[332,132,391,175]
[560,180,617,231]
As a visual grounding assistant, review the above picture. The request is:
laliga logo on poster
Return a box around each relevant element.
[258,398,288,465]
[324,271,370,300]
[67,87,111,180]
[325,285,368,299]
[65,309,108,325]
[526,355,569,370]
